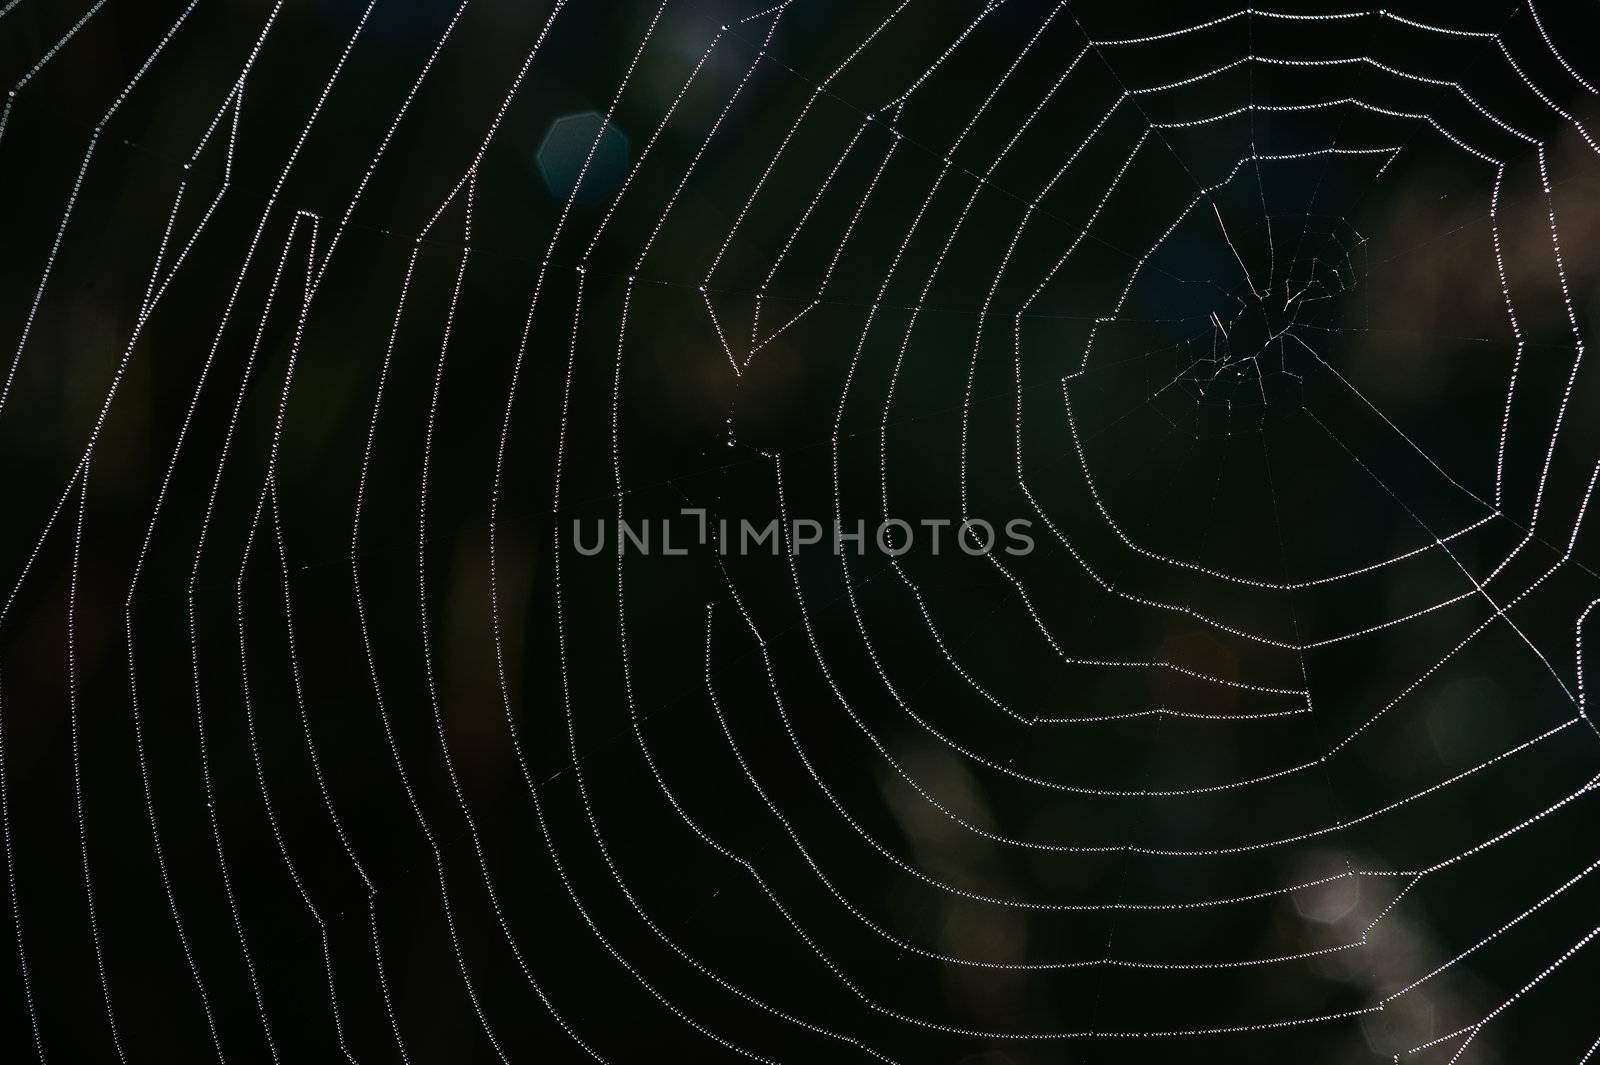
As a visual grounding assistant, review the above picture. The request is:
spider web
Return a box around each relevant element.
[1,1,1599,1062]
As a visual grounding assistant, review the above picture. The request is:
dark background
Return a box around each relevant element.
[2,1,1599,1061]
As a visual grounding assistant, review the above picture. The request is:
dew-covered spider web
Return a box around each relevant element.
[2,0,1600,1062]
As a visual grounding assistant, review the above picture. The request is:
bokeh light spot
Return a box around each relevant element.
[536,111,629,206]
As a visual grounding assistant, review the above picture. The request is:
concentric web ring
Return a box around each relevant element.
[1,1,1599,1062]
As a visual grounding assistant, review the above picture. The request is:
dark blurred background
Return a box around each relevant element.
[2,1,1599,1062]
